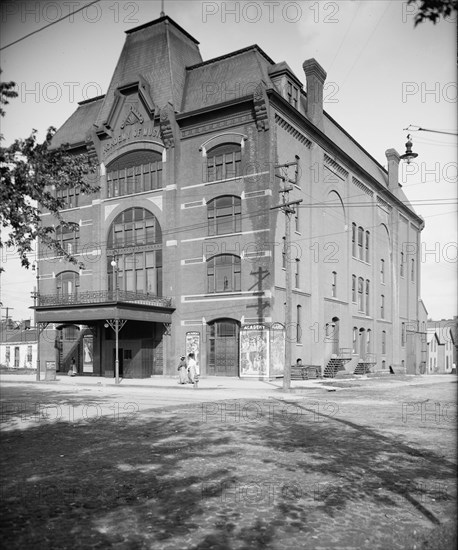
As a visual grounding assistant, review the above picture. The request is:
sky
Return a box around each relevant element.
[0,0,457,322]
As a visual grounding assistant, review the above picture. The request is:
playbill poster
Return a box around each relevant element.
[185,331,200,375]
[240,324,268,377]
[83,335,93,373]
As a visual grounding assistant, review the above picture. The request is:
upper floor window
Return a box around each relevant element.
[400,251,405,277]
[107,150,163,198]
[411,258,415,282]
[352,274,356,303]
[380,259,385,283]
[108,208,161,250]
[295,259,300,289]
[352,223,357,257]
[286,81,299,108]
[331,271,337,298]
[365,279,370,315]
[358,227,364,260]
[382,331,386,354]
[56,225,79,255]
[358,277,364,311]
[206,143,242,183]
[365,231,370,263]
[207,196,241,236]
[107,208,162,296]
[207,254,241,293]
[56,271,80,296]
[381,294,385,319]
[296,305,302,343]
[57,186,80,209]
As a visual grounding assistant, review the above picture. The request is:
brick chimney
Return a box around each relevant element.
[385,148,400,188]
[302,58,327,130]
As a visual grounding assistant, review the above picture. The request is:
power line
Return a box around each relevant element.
[0,0,101,51]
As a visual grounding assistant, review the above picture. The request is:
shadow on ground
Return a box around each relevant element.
[0,395,456,549]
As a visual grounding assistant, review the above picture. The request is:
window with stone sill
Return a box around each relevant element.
[107,150,163,198]
[207,254,241,294]
[207,195,241,236]
[57,185,80,209]
[56,225,79,256]
[206,143,242,183]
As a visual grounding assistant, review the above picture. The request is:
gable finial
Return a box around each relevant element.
[160,0,165,17]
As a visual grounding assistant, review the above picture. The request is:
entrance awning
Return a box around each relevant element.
[33,291,174,324]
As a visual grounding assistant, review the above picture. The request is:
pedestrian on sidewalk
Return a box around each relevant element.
[177,355,188,384]
[187,352,197,384]
[68,358,77,376]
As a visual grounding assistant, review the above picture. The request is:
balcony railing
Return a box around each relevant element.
[37,290,173,308]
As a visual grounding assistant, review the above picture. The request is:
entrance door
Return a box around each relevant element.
[208,319,239,376]
[113,348,124,377]
[331,318,340,355]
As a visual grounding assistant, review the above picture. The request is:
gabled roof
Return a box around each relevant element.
[51,96,104,149]
[182,46,274,112]
[95,15,202,127]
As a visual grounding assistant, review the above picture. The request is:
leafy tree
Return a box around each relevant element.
[408,0,458,25]
[0,74,98,271]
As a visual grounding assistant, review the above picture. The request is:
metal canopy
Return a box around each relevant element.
[34,301,173,325]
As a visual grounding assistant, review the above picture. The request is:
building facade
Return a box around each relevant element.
[34,16,425,378]
[426,318,457,374]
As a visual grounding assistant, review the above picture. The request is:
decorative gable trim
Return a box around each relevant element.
[159,103,175,149]
[275,114,312,148]
[324,153,349,180]
[352,176,373,197]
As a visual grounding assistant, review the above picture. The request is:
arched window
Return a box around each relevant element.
[365,280,370,315]
[358,226,364,260]
[107,150,163,198]
[56,271,79,297]
[352,223,356,257]
[365,231,370,263]
[107,208,162,296]
[352,327,358,354]
[56,225,79,255]
[358,277,364,311]
[207,196,241,236]
[206,143,242,182]
[352,274,356,302]
[207,254,241,293]
[382,330,386,354]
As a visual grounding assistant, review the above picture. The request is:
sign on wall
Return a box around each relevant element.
[186,331,200,375]
[83,335,94,373]
[270,322,285,377]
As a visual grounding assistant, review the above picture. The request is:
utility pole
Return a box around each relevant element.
[271,156,302,391]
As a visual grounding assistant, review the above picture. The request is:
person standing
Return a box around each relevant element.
[187,352,197,384]
[177,355,188,384]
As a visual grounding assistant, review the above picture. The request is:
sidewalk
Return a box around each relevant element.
[0,372,334,391]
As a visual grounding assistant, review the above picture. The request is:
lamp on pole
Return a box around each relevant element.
[31,260,40,381]
[110,253,120,384]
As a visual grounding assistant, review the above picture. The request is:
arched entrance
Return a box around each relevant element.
[208,319,240,376]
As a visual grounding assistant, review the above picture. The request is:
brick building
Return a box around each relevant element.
[34,15,425,379]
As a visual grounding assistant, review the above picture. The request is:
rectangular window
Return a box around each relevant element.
[331,271,337,298]
[352,274,356,303]
[352,223,356,257]
[380,259,385,283]
[411,259,415,282]
[358,227,364,260]
[14,346,20,367]
[296,305,302,343]
[381,295,385,319]
[400,252,404,277]
[365,280,370,315]
[358,278,364,311]
[27,345,33,363]
[5,346,10,362]
[401,322,406,346]
[382,331,386,354]
[365,231,370,263]
[295,259,300,288]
